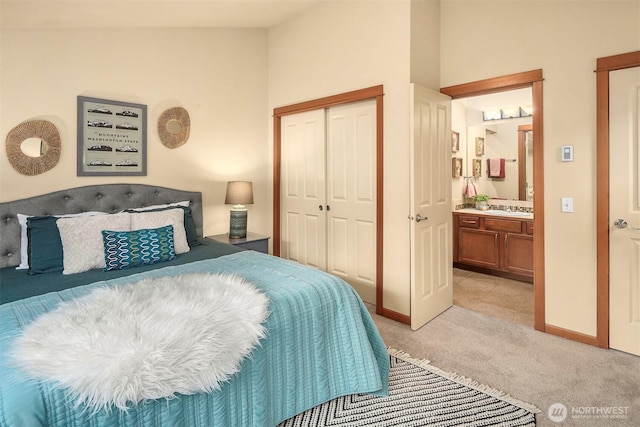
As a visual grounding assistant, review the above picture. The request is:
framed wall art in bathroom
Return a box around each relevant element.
[452,157,463,178]
[475,137,485,156]
[451,131,460,152]
[473,159,482,178]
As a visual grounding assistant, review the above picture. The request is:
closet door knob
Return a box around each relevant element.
[415,214,427,223]
[319,205,323,211]
[614,219,628,228]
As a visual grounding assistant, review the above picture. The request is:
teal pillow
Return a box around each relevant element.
[126,206,200,247]
[102,225,176,271]
[27,216,64,274]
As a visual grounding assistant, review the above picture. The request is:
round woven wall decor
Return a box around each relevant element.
[157,107,190,149]
[5,120,61,176]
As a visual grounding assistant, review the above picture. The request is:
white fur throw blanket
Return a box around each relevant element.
[12,273,269,412]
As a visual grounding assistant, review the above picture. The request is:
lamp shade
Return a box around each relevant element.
[225,181,253,205]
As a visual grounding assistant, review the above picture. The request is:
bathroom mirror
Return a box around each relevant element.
[158,107,190,148]
[5,120,61,175]
[466,120,532,201]
[454,88,533,201]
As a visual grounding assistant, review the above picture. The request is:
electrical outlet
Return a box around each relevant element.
[561,197,574,213]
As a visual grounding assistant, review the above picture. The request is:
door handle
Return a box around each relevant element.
[415,214,427,223]
[319,205,323,211]
[614,219,640,230]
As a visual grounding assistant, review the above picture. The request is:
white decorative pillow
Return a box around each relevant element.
[57,212,130,275]
[16,213,31,270]
[16,211,106,270]
[127,201,189,212]
[130,208,189,254]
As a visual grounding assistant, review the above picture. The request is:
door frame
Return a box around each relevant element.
[441,69,546,332]
[595,51,640,349]
[273,85,385,314]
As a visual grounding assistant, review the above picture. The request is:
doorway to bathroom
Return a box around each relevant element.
[441,69,545,332]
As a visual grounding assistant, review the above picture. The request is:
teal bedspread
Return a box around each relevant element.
[0,251,389,427]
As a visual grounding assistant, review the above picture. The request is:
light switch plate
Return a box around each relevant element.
[561,197,574,213]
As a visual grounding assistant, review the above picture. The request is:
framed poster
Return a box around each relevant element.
[77,96,147,176]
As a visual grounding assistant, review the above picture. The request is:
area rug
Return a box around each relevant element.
[280,349,539,426]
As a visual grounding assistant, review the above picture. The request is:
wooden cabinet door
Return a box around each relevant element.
[458,228,500,270]
[503,233,534,276]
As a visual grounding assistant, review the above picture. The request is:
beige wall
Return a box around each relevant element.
[3,0,637,337]
[0,28,272,238]
[268,0,425,312]
[442,0,640,336]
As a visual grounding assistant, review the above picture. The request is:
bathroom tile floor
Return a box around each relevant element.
[453,268,534,327]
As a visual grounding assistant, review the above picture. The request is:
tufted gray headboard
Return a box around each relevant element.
[0,184,203,269]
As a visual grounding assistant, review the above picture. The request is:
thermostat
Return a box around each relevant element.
[561,145,573,162]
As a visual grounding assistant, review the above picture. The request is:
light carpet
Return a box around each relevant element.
[280,349,539,426]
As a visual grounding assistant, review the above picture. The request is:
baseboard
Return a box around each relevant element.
[382,307,410,325]
[545,324,598,346]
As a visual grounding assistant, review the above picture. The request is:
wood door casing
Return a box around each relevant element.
[441,69,545,332]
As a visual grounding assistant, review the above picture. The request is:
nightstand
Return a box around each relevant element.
[207,232,270,254]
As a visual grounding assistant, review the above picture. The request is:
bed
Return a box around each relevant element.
[0,184,389,427]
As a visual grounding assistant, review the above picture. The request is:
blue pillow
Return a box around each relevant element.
[26,216,64,274]
[102,225,176,272]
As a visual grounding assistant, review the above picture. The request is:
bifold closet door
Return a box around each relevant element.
[280,109,327,270]
[326,100,377,303]
[279,99,377,304]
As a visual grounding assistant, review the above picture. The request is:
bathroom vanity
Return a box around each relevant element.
[453,209,533,282]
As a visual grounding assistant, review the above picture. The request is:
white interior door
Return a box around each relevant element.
[280,109,327,270]
[326,100,377,303]
[410,83,453,330]
[610,66,640,356]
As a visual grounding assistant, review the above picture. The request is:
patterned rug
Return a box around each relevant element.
[280,349,539,426]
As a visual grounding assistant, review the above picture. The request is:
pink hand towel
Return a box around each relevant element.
[464,181,477,198]
[488,158,505,178]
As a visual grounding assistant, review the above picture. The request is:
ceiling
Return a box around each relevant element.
[0,0,325,28]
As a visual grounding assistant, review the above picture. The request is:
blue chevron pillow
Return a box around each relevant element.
[102,225,176,272]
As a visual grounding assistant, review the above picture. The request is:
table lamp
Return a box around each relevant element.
[225,181,253,239]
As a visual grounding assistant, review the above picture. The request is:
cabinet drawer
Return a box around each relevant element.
[458,215,480,229]
[525,221,534,235]
[484,218,523,233]
[235,239,269,254]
